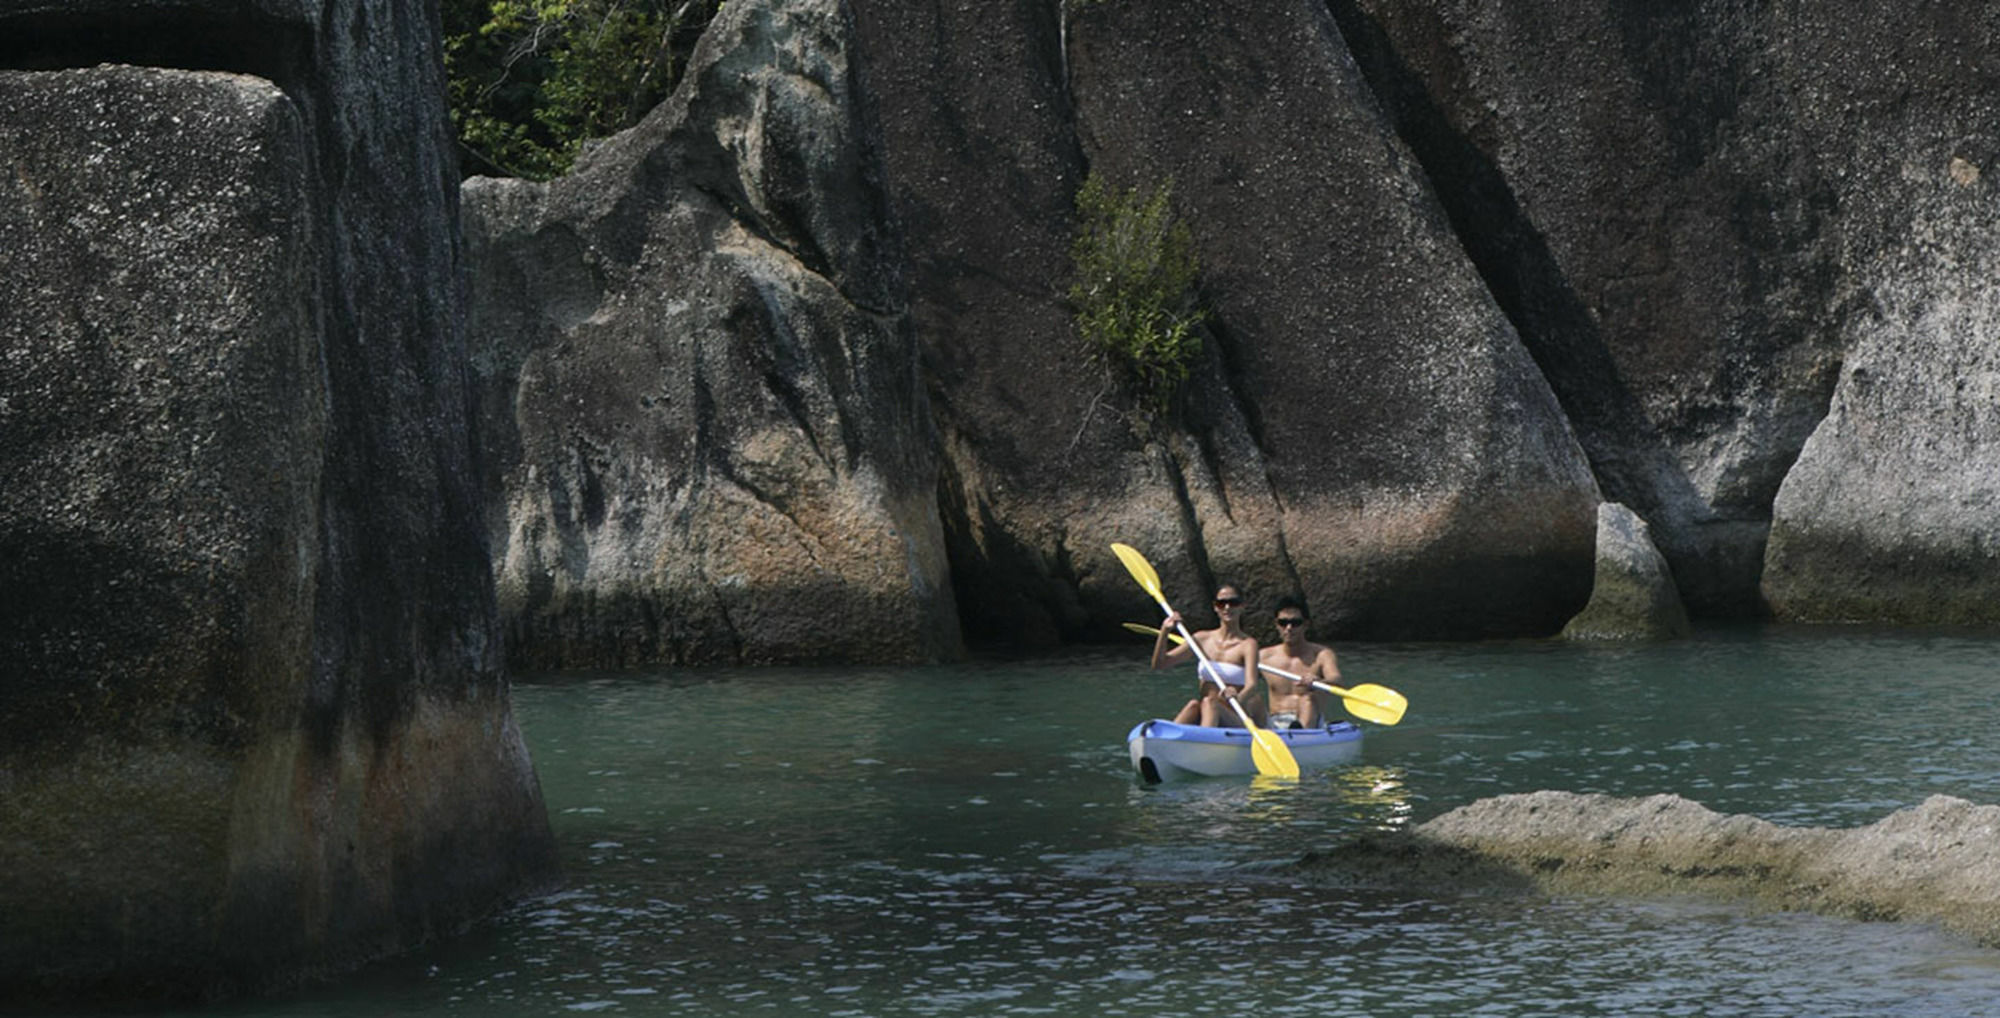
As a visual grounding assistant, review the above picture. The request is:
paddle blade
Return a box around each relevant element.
[1122,622,1185,646]
[1307,679,1404,725]
[1248,726,1301,779]
[1109,542,1166,606]
[1217,696,1300,778]
[1334,682,1408,726]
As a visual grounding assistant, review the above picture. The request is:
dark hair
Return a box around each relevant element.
[1273,595,1309,618]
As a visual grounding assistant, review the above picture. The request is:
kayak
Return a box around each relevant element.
[1126,718,1363,783]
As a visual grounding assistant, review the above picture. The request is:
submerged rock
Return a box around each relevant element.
[1561,502,1691,640]
[1318,791,2000,947]
[464,0,960,667]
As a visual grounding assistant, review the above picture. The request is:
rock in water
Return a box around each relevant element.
[464,0,961,667]
[1323,791,2000,948]
[1764,322,2000,623]
[850,0,1124,647]
[0,0,554,1000]
[1562,502,1691,640]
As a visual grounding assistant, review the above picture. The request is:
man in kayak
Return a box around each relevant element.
[1258,596,1341,729]
[1151,583,1263,727]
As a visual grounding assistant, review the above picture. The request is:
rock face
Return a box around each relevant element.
[0,1,554,1001]
[464,0,960,667]
[1333,1,2000,622]
[1765,335,2000,623]
[842,0,1600,645]
[1759,9,2000,623]
[1327,1,1830,616]
[1323,791,2000,948]
[1562,502,1691,640]
[849,0,1123,647]
[460,0,2000,641]
[1069,0,1601,639]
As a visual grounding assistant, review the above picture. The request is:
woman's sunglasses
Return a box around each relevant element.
[1214,596,1244,608]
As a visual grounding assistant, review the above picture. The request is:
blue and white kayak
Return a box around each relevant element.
[1126,718,1363,783]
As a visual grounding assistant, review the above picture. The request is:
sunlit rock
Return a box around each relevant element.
[464,0,961,667]
[1320,791,2000,947]
[1762,224,2000,623]
[1561,502,1691,640]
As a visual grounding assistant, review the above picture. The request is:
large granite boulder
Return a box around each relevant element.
[1760,10,2000,623]
[459,0,1997,650]
[0,0,553,1001]
[1328,0,1833,616]
[845,0,1598,645]
[1062,0,1601,639]
[1323,791,2000,947]
[464,0,961,667]
[1332,1,2000,622]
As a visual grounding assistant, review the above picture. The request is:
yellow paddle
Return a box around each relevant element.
[1110,543,1300,779]
[1121,622,1408,725]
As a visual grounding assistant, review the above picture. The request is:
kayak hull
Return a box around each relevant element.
[1126,718,1363,783]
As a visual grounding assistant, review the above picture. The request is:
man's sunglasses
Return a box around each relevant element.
[1275,616,1306,628]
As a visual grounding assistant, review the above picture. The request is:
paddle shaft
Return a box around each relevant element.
[1144,621,1347,703]
[1251,660,1355,719]
[1262,664,1386,717]
[1256,659,1348,699]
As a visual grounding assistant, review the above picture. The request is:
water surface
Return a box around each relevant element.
[194,627,2000,1016]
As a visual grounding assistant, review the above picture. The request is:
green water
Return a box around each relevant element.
[196,627,2000,1016]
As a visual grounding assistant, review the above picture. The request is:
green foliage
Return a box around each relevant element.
[1067,173,1206,414]
[443,0,723,179]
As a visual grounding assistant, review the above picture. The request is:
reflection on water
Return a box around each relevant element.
[1326,764,1415,830]
[176,629,2000,1017]
[1235,765,1412,832]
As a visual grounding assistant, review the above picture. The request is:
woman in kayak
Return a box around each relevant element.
[1150,583,1263,728]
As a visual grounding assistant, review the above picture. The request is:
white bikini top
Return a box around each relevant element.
[1199,660,1248,687]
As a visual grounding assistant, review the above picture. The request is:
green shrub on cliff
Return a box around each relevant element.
[444,0,722,179]
[1067,173,1205,414]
